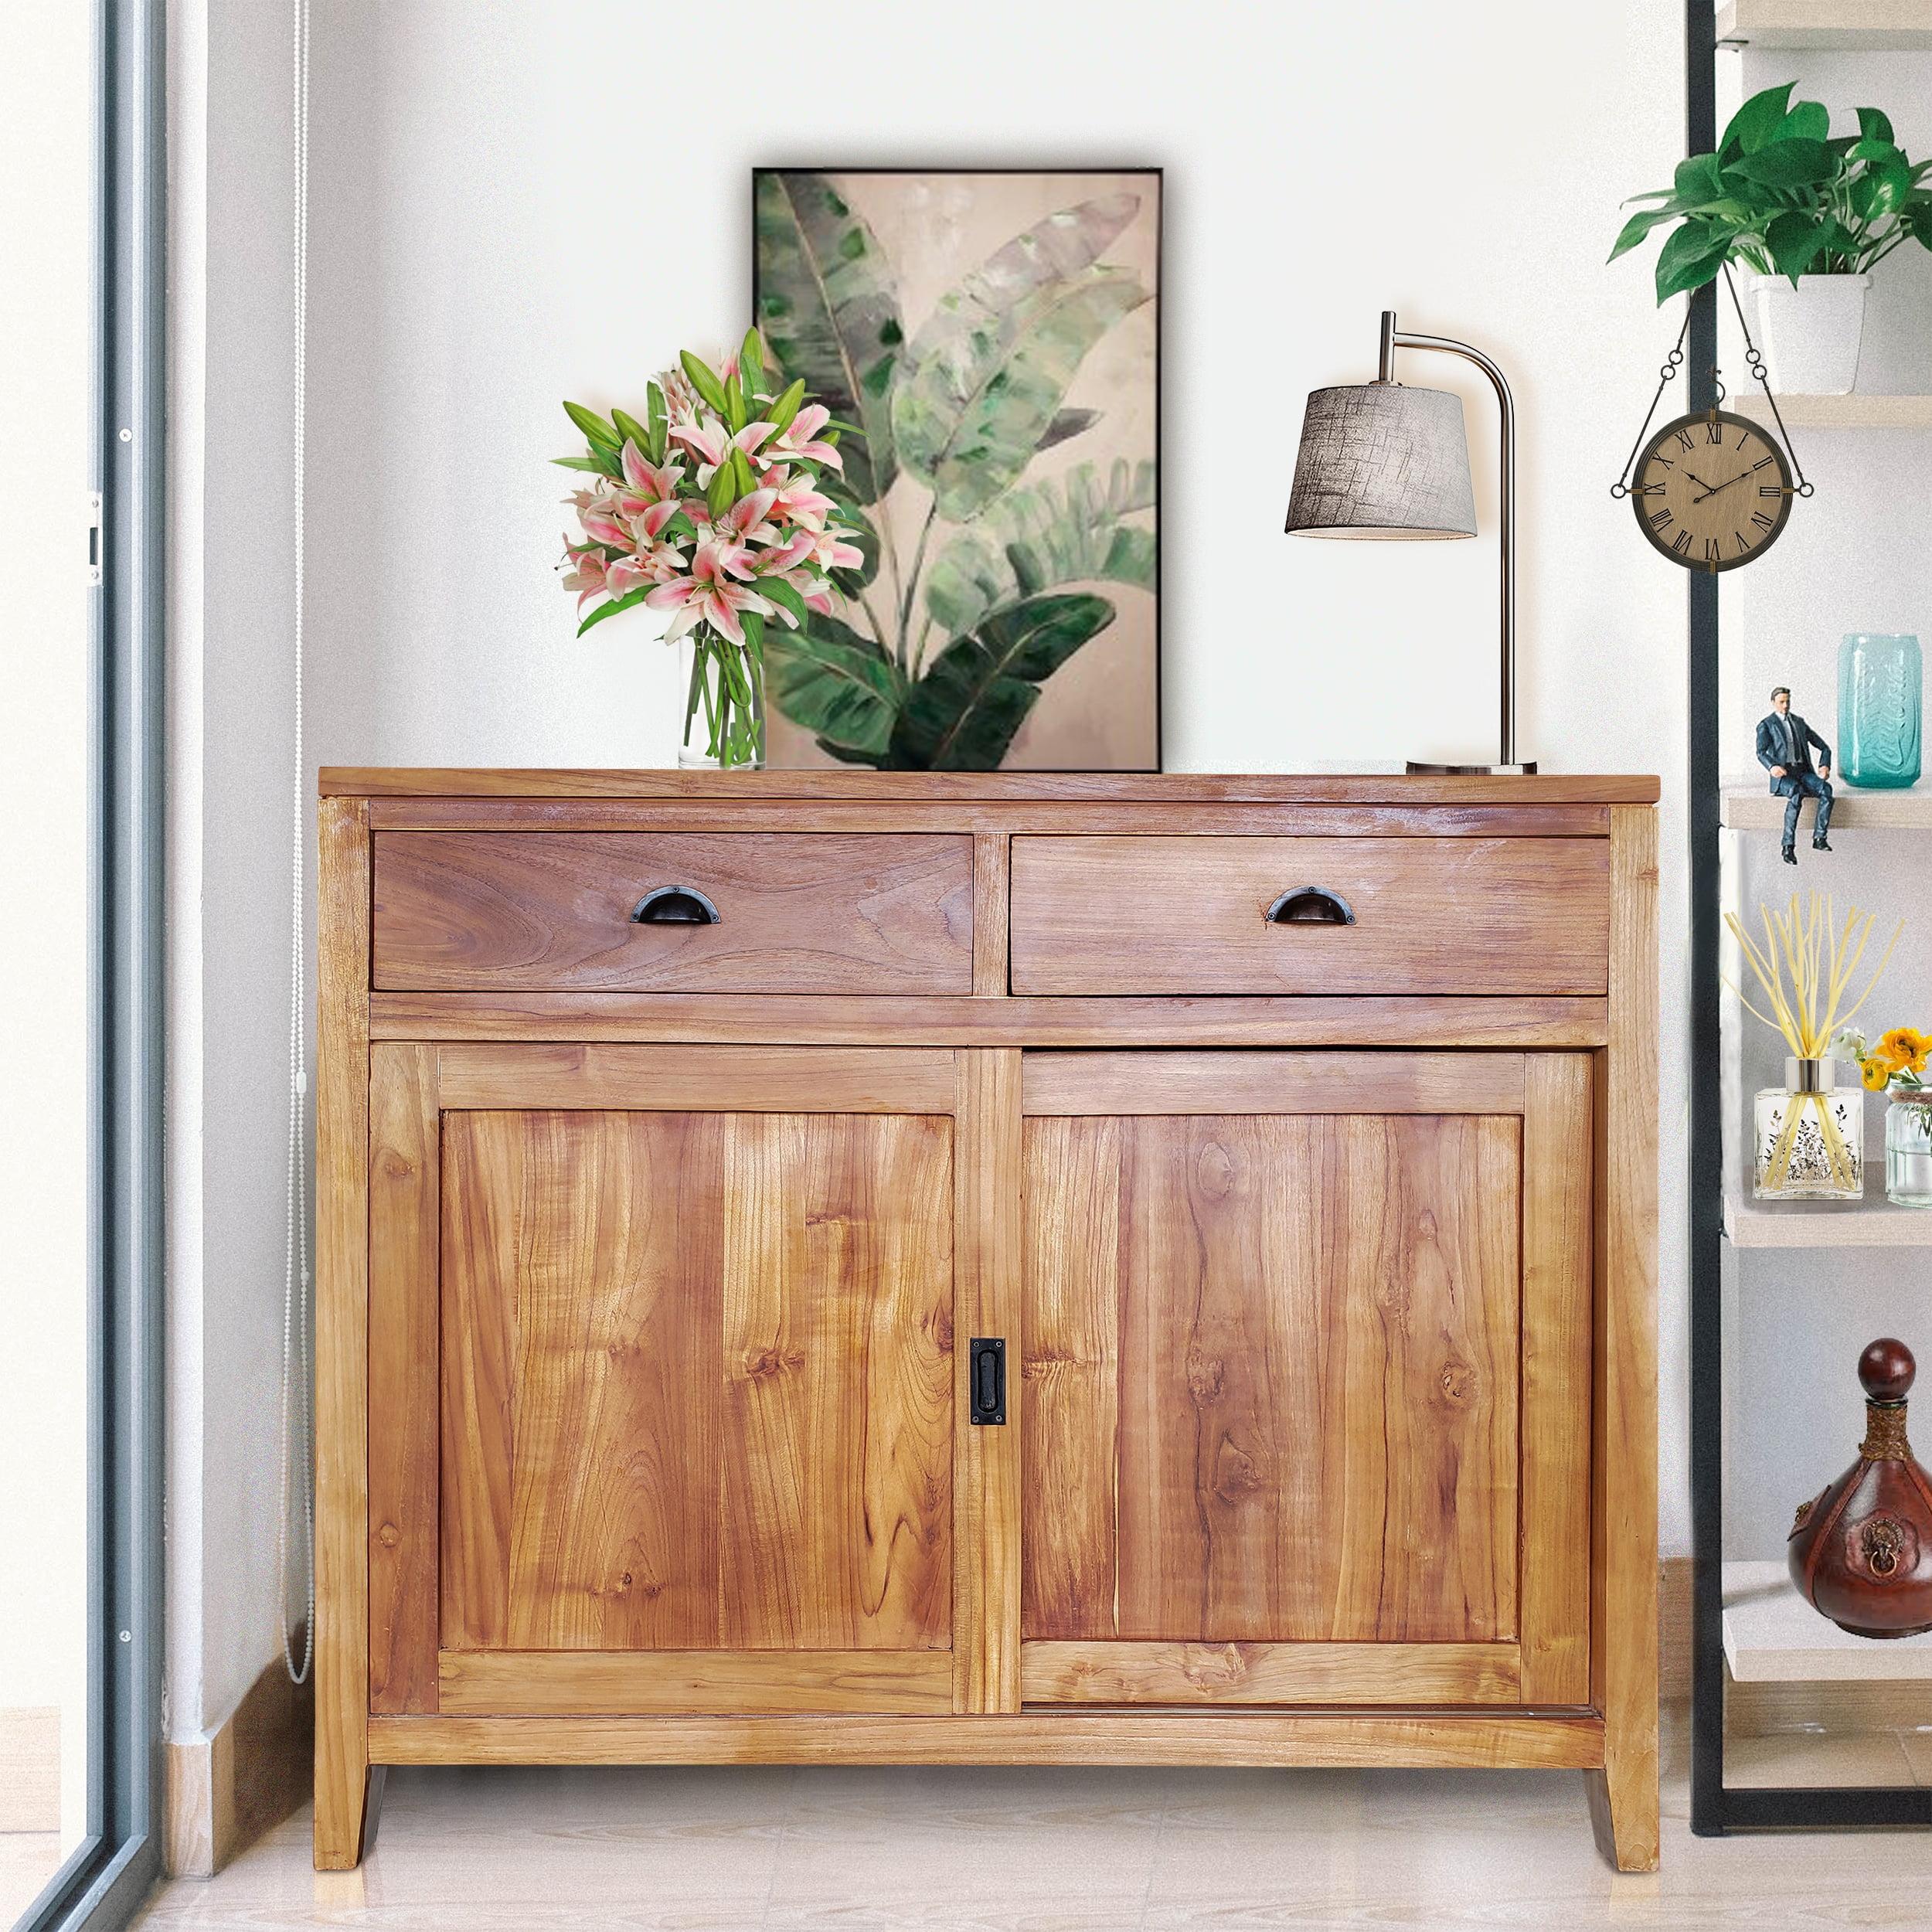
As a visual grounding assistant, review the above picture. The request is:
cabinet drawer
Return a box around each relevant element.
[372,831,974,993]
[1009,835,1609,995]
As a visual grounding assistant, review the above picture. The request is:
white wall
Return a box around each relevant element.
[172,0,1694,1729]
[0,0,96,1850]
[167,0,306,1736]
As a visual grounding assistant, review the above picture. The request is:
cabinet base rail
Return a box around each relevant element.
[362,1710,1605,1770]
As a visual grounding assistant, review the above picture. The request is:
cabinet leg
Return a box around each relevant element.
[1585,1750,1659,1872]
[314,1756,385,1871]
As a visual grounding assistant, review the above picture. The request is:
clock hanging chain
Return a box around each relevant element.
[1720,262,1811,498]
[1611,270,1812,502]
[1611,313,1691,500]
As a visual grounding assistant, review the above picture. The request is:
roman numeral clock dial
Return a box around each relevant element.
[1631,409,1794,572]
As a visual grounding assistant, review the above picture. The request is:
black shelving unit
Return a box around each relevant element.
[1686,0,1932,1835]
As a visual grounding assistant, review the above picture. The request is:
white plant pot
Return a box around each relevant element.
[1750,273,1870,396]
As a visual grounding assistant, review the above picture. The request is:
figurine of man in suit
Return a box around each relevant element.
[1756,685,1833,864]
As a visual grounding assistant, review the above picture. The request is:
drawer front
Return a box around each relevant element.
[1009,835,1609,995]
[372,831,974,993]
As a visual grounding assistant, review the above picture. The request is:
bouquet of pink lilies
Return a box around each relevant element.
[556,329,862,769]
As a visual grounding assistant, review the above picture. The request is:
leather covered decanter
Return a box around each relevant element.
[1789,1338,1932,1638]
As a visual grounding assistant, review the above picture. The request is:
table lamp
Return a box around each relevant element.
[1285,310,1534,775]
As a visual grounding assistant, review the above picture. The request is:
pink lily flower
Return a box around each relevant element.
[757,465,835,532]
[645,543,776,647]
[752,529,818,577]
[577,498,629,548]
[810,527,865,574]
[607,541,689,599]
[559,543,610,612]
[668,414,778,485]
[613,442,686,517]
[764,403,842,473]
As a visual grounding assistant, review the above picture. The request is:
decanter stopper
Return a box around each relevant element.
[1788,1338,1932,1638]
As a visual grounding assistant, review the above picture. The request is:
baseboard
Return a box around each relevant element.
[164,1637,313,1879]
[0,1707,60,1832]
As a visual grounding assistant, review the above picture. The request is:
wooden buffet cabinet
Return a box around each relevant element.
[315,770,1660,1871]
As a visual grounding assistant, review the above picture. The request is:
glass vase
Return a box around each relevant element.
[1838,632,1922,789]
[679,626,765,771]
[1753,1057,1863,1201]
[1887,1092,1932,1208]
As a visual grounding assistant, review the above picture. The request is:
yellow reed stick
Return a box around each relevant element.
[1726,894,1900,1196]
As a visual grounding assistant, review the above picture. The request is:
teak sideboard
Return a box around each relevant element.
[315,770,1660,1871]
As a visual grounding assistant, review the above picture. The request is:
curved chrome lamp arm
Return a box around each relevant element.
[1379,309,1526,774]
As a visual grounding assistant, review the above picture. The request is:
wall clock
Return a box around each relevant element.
[1631,407,1794,573]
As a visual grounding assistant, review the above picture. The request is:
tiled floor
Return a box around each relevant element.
[129,1713,1932,1932]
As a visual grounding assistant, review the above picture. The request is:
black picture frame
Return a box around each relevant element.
[750,165,1163,774]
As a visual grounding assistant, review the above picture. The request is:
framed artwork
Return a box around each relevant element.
[752,168,1161,771]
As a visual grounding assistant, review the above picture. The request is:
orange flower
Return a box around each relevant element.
[1863,1053,1899,1091]
[1878,1027,1931,1075]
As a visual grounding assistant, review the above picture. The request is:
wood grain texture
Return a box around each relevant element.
[1010,836,1611,996]
[1519,1054,1594,1706]
[315,794,379,1869]
[1019,1641,1522,1706]
[325,767,1660,804]
[439,1650,954,1716]
[954,1050,1023,1713]
[372,830,972,993]
[719,1112,954,1650]
[371,992,1611,1049]
[441,1110,726,1651]
[437,1090,954,1670]
[366,1710,1605,1770]
[365,798,1614,838]
[971,835,1010,995]
[1023,1104,1520,1651]
[434,1042,956,1114]
[1588,804,1661,1873]
[367,1045,440,1713]
[1023,1049,1526,1117]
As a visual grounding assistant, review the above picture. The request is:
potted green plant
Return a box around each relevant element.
[1612,83,1932,394]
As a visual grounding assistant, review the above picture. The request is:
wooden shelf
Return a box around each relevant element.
[1733,393,1932,430]
[1717,1,1932,49]
[1723,784,1932,830]
[1726,1165,1932,1246]
[1726,1561,1932,1680]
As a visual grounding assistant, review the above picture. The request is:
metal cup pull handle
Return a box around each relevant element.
[1265,886,1355,927]
[631,885,720,926]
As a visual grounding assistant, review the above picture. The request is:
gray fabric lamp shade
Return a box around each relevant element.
[1284,383,1478,539]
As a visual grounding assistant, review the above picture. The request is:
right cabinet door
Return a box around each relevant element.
[1019,1049,1593,1709]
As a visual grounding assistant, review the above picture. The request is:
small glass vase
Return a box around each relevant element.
[1753,1056,1863,1201]
[1886,1091,1932,1208]
[679,626,765,770]
[1838,632,1922,789]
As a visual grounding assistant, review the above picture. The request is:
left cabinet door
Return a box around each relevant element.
[367,1042,961,1717]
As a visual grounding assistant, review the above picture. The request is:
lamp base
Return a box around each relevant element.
[1406,759,1539,776]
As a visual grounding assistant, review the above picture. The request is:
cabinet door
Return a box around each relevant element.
[1019,1050,1592,1709]
[366,1043,971,1717]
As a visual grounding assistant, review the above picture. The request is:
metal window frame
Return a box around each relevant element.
[1685,0,1932,1835]
[19,0,168,1925]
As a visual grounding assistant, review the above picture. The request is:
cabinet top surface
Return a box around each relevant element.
[321,769,1660,804]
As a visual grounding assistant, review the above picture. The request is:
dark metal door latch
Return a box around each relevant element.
[969,1338,1006,1425]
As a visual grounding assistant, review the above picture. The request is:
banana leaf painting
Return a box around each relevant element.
[753,169,1161,770]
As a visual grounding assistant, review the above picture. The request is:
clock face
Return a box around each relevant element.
[1632,410,1794,571]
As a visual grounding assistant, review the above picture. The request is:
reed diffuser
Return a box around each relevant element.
[1726,894,1900,1202]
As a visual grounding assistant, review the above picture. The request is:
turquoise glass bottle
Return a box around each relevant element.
[1838,633,1922,789]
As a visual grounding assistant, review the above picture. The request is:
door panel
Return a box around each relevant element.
[1024,1112,1520,1646]
[440,1106,954,1657]
[1019,1049,1591,1708]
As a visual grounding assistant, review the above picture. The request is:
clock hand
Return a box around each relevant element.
[1692,470,1752,505]
[1684,471,1723,495]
